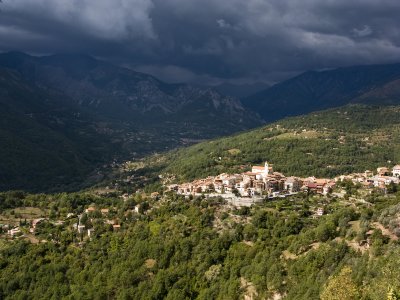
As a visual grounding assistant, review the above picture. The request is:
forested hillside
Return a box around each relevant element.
[1,104,400,299]
[0,68,116,192]
[0,186,400,299]
[160,105,400,182]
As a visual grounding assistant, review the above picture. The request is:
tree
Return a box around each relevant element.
[321,267,360,300]
[387,288,399,300]
[232,188,240,197]
[315,220,336,242]
[205,264,222,281]
[387,181,397,194]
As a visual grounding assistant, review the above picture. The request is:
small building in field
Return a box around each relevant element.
[85,206,96,214]
[7,227,21,237]
[77,225,85,234]
[100,208,109,215]
[87,228,95,238]
[151,192,160,199]
[316,207,324,216]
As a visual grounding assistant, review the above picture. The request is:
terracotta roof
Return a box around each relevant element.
[244,172,257,176]
[307,183,318,188]
[315,179,328,184]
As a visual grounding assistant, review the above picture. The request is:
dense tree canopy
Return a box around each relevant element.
[0,187,400,299]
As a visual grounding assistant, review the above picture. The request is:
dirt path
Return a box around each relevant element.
[372,222,399,241]
[240,277,258,300]
[24,233,39,244]
[335,237,369,253]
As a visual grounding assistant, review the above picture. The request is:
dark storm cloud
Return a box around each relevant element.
[1,0,400,84]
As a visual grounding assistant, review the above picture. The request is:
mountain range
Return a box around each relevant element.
[243,63,400,122]
[2,52,400,192]
[0,52,261,130]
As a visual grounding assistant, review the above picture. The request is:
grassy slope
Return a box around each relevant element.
[162,105,400,181]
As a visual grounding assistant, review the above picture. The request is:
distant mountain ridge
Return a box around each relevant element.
[243,62,400,122]
[0,52,261,127]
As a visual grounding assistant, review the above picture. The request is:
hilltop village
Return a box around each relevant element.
[2,161,400,242]
[167,161,400,202]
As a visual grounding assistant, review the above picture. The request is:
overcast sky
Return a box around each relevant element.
[0,0,400,85]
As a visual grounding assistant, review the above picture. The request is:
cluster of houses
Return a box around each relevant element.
[72,203,150,239]
[168,162,400,198]
[4,217,62,239]
[1,218,47,238]
[76,206,126,235]
[335,166,400,190]
[1,203,146,241]
[168,162,334,198]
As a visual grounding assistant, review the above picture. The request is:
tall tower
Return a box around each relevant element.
[264,161,269,175]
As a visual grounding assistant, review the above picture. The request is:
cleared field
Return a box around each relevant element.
[349,220,361,233]
[0,207,48,226]
[264,130,323,141]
